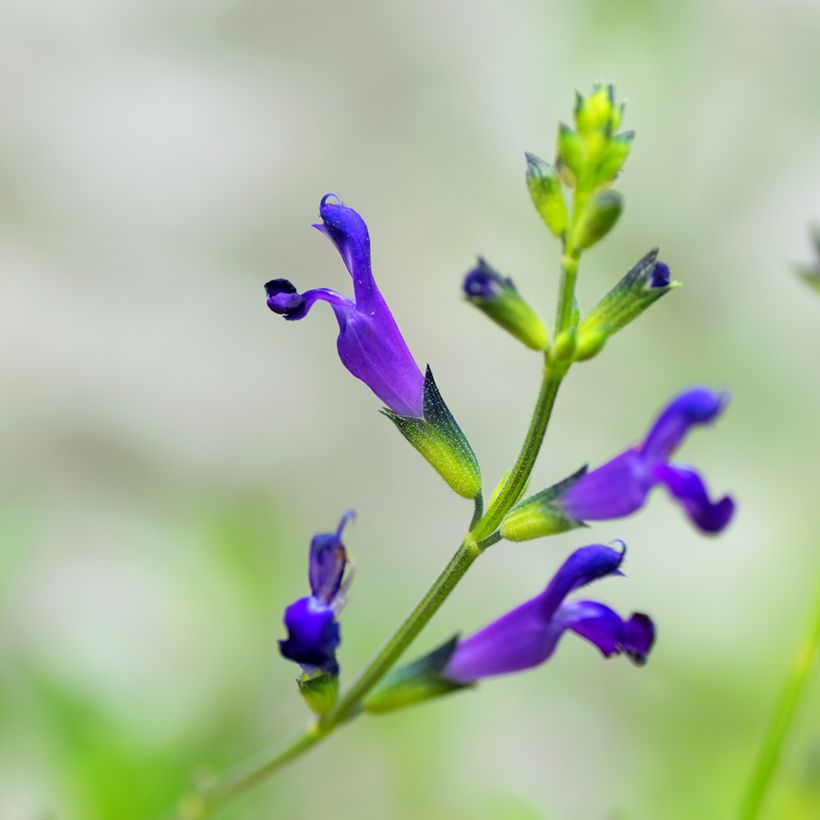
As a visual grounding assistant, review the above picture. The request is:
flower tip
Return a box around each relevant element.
[463,264,502,299]
[320,192,344,208]
[337,509,356,536]
[623,613,655,665]
[650,260,671,289]
[265,278,307,320]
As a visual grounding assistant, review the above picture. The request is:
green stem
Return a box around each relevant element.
[324,536,481,725]
[739,576,820,820]
[472,362,563,541]
[179,724,323,819]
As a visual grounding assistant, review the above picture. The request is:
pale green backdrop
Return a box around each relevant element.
[1,1,819,818]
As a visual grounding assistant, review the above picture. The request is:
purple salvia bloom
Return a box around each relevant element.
[266,194,425,418]
[443,543,655,684]
[561,387,735,533]
[279,511,354,676]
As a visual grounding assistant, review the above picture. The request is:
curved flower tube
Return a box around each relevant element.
[279,511,355,676]
[443,543,654,683]
[266,194,425,418]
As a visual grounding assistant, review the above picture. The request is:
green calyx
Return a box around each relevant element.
[464,258,550,351]
[363,636,469,714]
[384,367,482,499]
[576,248,680,362]
[298,671,339,715]
[500,466,587,542]
[526,152,569,238]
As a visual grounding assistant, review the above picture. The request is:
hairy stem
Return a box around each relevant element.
[739,576,820,820]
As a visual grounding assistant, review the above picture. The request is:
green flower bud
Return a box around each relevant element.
[576,248,679,361]
[525,152,568,237]
[572,191,623,250]
[556,123,583,187]
[575,84,622,137]
[464,259,550,352]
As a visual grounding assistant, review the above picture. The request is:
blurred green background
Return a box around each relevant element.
[2,1,820,818]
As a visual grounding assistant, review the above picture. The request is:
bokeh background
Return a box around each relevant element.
[2,1,820,818]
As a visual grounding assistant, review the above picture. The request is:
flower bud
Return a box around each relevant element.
[463,259,549,351]
[525,153,568,237]
[575,84,622,137]
[572,191,623,250]
[576,249,678,360]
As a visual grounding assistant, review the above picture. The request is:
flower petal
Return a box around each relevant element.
[556,600,656,665]
[560,450,652,522]
[537,543,626,616]
[334,303,425,418]
[265,279,352,321]
[316,194,378,309]
[652,463,735,533]
[308,511,355,606]
[279,597,340,675]
[641,388,728,460]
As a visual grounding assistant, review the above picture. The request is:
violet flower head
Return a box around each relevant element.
[266,194,425,418]
[443,543,654,684]
[279,511,355,676]
[562,387,735,533]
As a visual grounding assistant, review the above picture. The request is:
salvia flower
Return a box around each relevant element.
[279,510,355,678]
[266,194,425,418]
[501,387,735,541]
[443,543,653,683]
[267,195,481,499]
[364,543,653,712]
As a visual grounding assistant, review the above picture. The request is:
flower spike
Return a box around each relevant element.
[501,387,736,540]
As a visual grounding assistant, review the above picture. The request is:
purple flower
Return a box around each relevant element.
[560,387,735,533]
[279,511,355,676]
[443,543,654,684]
[266,194,425,418]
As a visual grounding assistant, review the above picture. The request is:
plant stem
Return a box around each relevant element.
[324,536,482,725]
[472,361,563,541]
[739,576,820,820]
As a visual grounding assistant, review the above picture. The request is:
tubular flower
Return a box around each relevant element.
[266,194,425,418]
[443,543,654,683]
[266,195,481,499]
[501,387,735,541]
[279,511,355,676]
[561,387,735,533]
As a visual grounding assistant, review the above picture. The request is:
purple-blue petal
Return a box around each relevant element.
[442,596,564,683]
[652,463,735,533]
[279,597,340,675]
[561,450,652,522]
[463,259,508,299]
[650,261,671,288]
[333,306,425,418]
[308,510,354,606]
[266,279,353,322]
[641,387,728,461]
[316,194,378,308]
[555,600,656,665]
